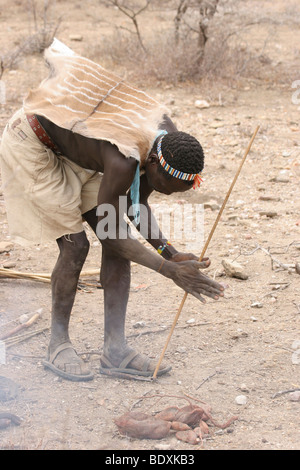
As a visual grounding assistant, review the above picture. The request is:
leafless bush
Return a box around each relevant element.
[0,0,61,78]
[93,0,222,82]
[87,0,295,85]
[99,0,151,51]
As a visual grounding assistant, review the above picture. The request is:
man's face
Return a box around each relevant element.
[145,154,192,195]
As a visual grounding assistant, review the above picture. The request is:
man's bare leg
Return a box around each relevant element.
[100,242,171,375]
[45,231,93,380]
[100,247,131,362]
[83,207,171,375]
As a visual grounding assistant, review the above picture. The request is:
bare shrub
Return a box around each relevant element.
[0,0,61,78]
[92,0,258,84]
[87,25,270,86]
[87,28,199,84]
[99,0,151,52]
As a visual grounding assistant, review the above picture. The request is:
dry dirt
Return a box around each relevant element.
[0,0,299,451]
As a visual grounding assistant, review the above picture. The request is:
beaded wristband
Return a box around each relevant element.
[157,241,172,255]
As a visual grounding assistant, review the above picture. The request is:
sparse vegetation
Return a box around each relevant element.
[0,0,61,79]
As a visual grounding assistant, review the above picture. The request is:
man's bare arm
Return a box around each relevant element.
[97,151,224,302]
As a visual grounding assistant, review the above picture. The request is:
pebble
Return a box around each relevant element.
[222,259,249,280]
[288,391,300,402]
[132,321,146,329]
[19,314,30,324]
[239,384,249,393]
[194,99,210,109]
[69,34,83,41]
[235,395,247,405]
[251,301,263,308]
[186,318,195,324]
[258,195,281,201]
[204,201,221,211]
[259,211,278,218]
[0,242,14,253]
[269,176,290,183]
[2,261,16,268]
[291,350,300,365]
[292,340,300,350]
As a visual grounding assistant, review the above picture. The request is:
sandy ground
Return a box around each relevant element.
[0,0,299,450]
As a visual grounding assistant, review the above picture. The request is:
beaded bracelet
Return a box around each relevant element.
[157,241,172,256]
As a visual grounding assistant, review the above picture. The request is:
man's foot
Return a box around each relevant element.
[100,348,172,378]
[42,342,94,381]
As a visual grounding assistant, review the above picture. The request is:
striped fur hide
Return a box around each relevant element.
[23,39,167,163]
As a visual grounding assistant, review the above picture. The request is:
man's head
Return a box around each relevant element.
[145,131,204,195]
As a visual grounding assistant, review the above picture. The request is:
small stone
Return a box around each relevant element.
[194,99,210,109]
[291,350,300,365]
[269,176,290,183]
[250,316,258,321]
[204,201,221,211]
[2,261,16,268]
[235,395,247,405]
[222,259,249,280]
[240,384,249,393]
[288,391,300,402]
[210,122,224,129]
[0,242,14,253]
[251,301,263,308]
[19,314,30,324]
[132,321,146,329]
[186,318,195,324]
[258,195,281,201]
[291,340,300,350]
[259,211,278,218]
[69,34,83,41]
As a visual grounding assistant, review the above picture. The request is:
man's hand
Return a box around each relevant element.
[169,252,209,263]
[163,258,224,303]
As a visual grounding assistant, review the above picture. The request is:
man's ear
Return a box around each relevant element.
[148,153,159,165]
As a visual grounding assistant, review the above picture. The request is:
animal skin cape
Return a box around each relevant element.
[23,39,166,163]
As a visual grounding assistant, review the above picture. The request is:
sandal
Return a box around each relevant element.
[100,350,171,378]
[42,341,94,382]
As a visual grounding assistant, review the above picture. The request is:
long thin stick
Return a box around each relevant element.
[152,125,260,379]
[0,312,41,341]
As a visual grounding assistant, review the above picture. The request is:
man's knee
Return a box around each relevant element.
[57,232,90,268]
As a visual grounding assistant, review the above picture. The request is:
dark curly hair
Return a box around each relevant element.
[156,131,204,185]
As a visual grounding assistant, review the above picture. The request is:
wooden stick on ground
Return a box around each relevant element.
[0,267,101,282]
[152,125,260,379]
[0,311,41,341]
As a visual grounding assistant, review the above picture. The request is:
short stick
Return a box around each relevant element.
[152,125,260,379]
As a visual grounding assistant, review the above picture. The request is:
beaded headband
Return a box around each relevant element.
[157,134,203,189]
